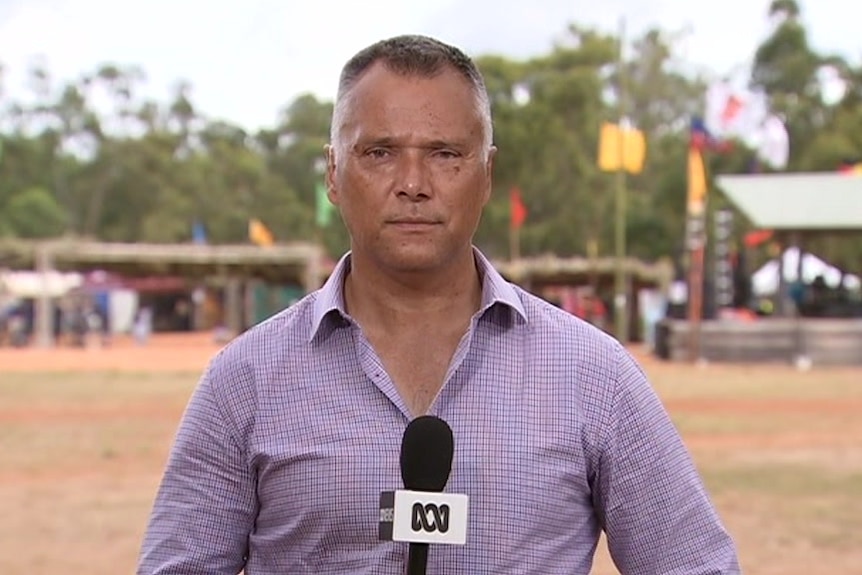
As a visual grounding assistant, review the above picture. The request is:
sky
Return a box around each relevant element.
[0,0,860,131]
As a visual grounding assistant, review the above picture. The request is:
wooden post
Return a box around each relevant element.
[34,244,55,349]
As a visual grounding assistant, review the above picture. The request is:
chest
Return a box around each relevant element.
[243,335,602,572]
[367,328,466,416]
[249,400,595,572]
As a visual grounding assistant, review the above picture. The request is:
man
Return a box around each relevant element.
[137,35,741,574]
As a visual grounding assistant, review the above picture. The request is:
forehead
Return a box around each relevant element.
[338,63,484,144]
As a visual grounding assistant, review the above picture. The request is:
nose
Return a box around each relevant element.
[394,149,430,200]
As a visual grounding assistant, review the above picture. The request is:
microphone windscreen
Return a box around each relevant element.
[399,415,454,492]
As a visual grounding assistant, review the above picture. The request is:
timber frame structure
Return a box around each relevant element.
[0,239,329,347]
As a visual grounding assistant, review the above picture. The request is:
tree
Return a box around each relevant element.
[4,186,67,238]
[0,12,858,275]
[748,0,862,270]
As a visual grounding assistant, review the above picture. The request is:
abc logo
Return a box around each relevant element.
[411,502,450,533]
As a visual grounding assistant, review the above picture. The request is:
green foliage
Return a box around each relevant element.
[0,6,861,269]
[4,186,67,238]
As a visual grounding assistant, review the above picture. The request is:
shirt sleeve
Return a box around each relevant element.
[594,345,742,574]
[136,364,258,574]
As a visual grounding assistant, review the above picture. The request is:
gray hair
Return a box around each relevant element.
[330,34,493,153]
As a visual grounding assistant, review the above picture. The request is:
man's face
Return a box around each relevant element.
[326,62,495,275]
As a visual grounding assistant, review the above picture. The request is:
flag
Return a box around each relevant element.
[838,160,862,175]
[315,182,334,227]
[597,122,646,174]
[754,114,789,170]
[690,117,732,153]
[744,229,774,248]
[721,94,743,124]
[509,187,527,230]
[687,148,707,216]
[248,218,275,247]
[703,80,789,171]
[704,80,768,147]
[191,220,207,245]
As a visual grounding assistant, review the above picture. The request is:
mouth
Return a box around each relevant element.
[386,219,442,231]
[387,216,442,224]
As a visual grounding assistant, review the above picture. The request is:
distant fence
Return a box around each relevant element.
[658,318,862,366]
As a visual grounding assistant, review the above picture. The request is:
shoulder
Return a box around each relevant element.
[513,284,621,363]
[202,291,319,397]
[510,284,650,404]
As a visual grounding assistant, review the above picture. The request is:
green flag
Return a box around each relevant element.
[315,182,333,227]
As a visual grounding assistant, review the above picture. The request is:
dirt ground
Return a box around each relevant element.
[1,334,861,574]
[0,332,221,373]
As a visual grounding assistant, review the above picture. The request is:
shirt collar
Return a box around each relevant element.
[309,247,527,342]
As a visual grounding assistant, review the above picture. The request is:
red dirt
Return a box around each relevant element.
[3,334,859,458]
[0,332,222,373]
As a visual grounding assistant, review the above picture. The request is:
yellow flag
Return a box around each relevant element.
[598,122,646,174]
[687,148,707,216]
[248,218,275,247]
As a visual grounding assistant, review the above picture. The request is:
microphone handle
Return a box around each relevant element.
[406,542,429,575]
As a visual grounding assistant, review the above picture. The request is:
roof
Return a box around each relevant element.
[0,239,330,286]
[716,172,862,231]
[493,255,674,287]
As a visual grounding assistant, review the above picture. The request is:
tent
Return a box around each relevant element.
[751,247,861,296]
[0,270,83,299]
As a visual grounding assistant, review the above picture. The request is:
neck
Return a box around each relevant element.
[343,250,483,330]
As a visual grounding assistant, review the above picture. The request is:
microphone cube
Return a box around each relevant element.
[379,490,469,545]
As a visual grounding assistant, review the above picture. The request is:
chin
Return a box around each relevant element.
[377,245,451,274]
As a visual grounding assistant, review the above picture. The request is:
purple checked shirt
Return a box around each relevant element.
[137,249,741,574]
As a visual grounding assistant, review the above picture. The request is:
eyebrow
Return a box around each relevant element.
[354,137,468,150]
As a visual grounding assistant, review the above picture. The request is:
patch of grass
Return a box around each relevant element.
[703,464,862,553]
[703,462,862,496]
[671,411,860,436]
[648,364,862,401]
[0,371,199,406]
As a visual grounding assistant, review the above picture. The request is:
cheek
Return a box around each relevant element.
[336,177,382,232]
[342,165,390,198]
[450,174,491,211]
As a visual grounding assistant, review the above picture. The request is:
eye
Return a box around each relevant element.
[433,149,461,160]
[366,148,391,159]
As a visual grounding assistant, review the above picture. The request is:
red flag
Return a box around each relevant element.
[509,187,527,229]
[721,95,743,125]
[744,229,773,248]
[838,161,862,175]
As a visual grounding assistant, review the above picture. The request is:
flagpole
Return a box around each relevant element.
[687,238,705,362]
[509,187,525,262]
[509,224,520,262]
[686,147,708,363]
[613,16,629,344]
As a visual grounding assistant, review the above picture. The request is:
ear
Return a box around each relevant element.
[324,144,339,205]
[482,145,497,205]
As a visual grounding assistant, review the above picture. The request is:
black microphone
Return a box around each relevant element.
[400,415,454,575]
